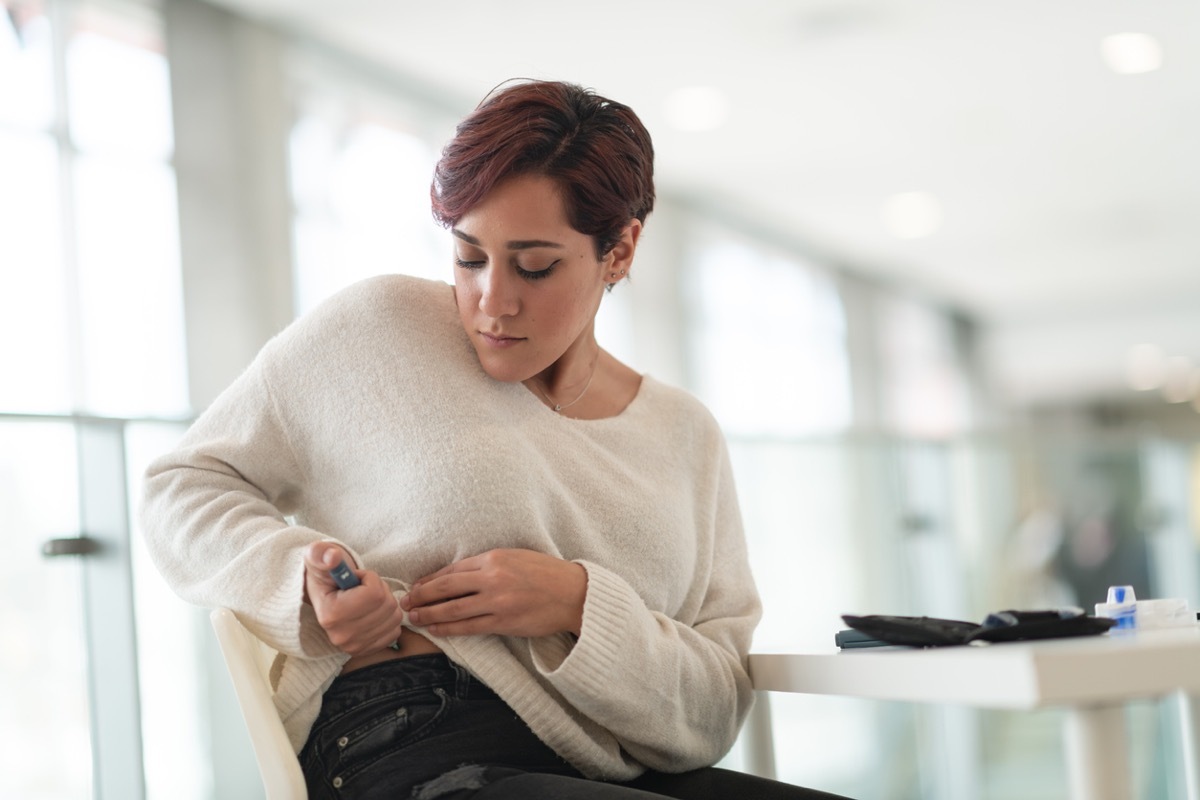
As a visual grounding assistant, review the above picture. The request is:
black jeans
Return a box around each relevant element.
[299,654,849,800]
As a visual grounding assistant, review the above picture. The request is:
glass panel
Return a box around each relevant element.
[876,294,971,437]
[127,421,209,800]
[0,130,71,413]
[690,231,852,436]
[0,0,54,130]
[290,109,448,315]
[0,420,92,800]
[74,155,188,417]
[733,438,861,650]
[65,8,172,159]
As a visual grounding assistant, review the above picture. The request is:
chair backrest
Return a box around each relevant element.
[209,608,308,799]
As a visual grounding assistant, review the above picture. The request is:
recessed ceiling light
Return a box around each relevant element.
[663,86,730,132]
[1100,32,1164,75]
[881,191,942,239]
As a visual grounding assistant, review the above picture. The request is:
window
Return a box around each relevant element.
[687,225,852,436]
[289,83,450,314]
[1,0,70,412]
[1,0,186,417]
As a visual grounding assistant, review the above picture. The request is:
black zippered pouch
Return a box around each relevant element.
[839,609,1116,649]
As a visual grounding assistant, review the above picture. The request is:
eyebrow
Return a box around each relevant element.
[452,228,565,250]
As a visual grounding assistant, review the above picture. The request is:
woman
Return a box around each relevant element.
[142,79,847,800]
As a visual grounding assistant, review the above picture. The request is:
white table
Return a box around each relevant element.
[747,628,1200,800]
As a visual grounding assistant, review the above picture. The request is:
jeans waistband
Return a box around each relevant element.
[319,654,496,719]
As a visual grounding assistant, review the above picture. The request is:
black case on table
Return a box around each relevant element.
[837,610,1116,649]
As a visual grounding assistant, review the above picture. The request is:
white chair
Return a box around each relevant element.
[209,608,308,799]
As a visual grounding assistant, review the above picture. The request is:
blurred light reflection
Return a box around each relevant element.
[1100,32,1164,75]
[881,191,942,239]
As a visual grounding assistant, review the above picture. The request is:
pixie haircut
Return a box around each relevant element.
[431,80,655,259]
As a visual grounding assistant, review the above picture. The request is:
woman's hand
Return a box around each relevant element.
[303,542,405,655]
[400,549,587,638]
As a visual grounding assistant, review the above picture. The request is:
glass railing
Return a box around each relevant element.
[0,411,203,800]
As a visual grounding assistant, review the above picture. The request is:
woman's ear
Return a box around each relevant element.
[604,220,642,287]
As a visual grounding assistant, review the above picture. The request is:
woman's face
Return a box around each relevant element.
[451,173,619,383]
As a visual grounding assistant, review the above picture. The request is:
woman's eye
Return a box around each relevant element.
[517,261,559,280]
[454,257,484,270]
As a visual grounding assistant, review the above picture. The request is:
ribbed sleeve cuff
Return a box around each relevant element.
[534,561,638,697]
[244,530,359,659]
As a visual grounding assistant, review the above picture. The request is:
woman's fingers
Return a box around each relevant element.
[402,549,586,637]
[324,596,403,653]
[402,570,482,611]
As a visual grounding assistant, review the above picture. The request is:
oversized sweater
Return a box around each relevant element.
[140,274,762,781]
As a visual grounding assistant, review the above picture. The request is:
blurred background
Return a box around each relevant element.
[2,0,1199,798]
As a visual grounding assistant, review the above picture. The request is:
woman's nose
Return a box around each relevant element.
[479,267,519,318]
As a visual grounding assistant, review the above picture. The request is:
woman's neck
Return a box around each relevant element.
[527,341,602,413]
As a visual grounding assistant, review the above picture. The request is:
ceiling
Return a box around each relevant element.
[204,0,1200,407]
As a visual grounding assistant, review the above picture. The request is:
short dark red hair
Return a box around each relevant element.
[431,80,655,258]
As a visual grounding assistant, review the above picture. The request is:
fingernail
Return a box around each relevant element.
[399,594,410,610]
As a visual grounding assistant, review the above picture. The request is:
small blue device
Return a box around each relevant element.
[329,560,361,590]
[330,559,402,651]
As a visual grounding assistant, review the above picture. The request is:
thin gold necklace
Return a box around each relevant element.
[535,351,599,413]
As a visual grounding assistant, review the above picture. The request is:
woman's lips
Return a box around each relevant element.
[479,331,525,348]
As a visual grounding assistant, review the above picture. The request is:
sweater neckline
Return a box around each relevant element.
[519,373,651,424]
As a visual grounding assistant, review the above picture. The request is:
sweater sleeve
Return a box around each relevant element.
[528,436,761,772]
[140,346,350,660]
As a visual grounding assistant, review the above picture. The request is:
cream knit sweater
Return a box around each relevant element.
[141,274,761,781]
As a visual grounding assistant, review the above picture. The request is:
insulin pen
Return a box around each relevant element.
[329,559,361,590]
